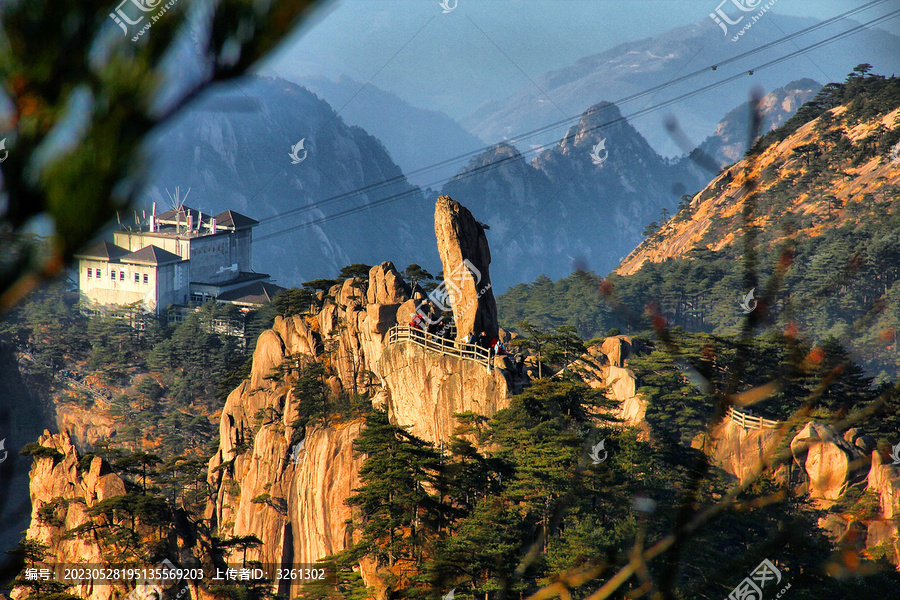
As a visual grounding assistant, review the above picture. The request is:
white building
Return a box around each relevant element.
[75,207,281,314]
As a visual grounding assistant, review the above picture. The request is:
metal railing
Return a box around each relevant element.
[387,326,493,371]
[727,405,780,430]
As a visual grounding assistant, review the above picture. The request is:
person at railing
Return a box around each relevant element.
[409,312,426,331]
[477,331,490,350]
[461,331,475,346]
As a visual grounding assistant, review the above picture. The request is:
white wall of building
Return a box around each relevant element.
[79,259,159,311]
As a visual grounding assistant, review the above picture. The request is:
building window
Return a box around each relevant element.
[119,271,125,281]
[143,274,149,284]
[135,273,140,283]
[96,268,102,278]
[87,269,92,279]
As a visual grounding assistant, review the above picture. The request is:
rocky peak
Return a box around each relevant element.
[433,196,499,341]
[698,78,822,165]
[17,432,127,600]
[366,261,410,305]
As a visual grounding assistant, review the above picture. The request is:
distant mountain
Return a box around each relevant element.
[295,75,487,188]
[612,71,900,377]
[698,78,822,166]
[496,72,900,378]
[145,76,435,287]
[462,15,900,157]
[440,101,708,292]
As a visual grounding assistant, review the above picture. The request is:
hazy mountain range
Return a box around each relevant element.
[461,15,900,157]
[296,75,485,188]
[145,76,434,287]
[139,15,861,292]
[143,73,820,292]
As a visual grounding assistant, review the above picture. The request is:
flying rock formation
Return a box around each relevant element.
[433,196,498,341]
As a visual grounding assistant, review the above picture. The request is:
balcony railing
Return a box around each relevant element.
[387,325,493,371]
[727,405,780,430]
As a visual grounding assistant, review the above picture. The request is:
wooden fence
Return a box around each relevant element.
[387,325,493,371]
[727,405,780,430]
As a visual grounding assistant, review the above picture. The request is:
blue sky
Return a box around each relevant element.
[263,0,900,119]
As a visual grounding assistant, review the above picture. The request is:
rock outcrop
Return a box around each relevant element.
[565,339,647,431]
[206,260,411,597]
[434,196,498,342]
[600,335,645,368]
[379,341,511,443]
[867,450,900,520]
[366,262,410,305]
[207,286,388,580]
[790,422,868,503]
[14,432,126,600]
[207,225,516,597]
[693,418,784,485]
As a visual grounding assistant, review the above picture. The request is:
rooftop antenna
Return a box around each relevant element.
[165,186,192,234]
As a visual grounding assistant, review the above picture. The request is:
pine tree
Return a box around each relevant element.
[346,410,446,568]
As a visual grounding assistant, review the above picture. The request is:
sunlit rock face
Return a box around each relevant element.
[791,421,868,503]
[206,236,514,598]
[434,196,499,342]
[14,432,126,600]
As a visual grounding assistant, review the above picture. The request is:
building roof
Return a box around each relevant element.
[214,210,258,230]
[191,271,269,288]
[75,241,130,262]
[216,281,285,305]
[156,206,204,224]
[119,245,184,266]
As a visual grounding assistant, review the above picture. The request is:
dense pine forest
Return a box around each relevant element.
[301,365,900,599]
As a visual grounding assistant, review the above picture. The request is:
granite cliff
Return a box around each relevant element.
[204,197,517,596]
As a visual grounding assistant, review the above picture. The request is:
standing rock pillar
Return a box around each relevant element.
[433,196,499,342]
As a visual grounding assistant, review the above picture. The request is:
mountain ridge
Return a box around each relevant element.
[462,15,900,157]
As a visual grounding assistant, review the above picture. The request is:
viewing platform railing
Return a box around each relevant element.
[387,325,493,371]
[727,405,780,430]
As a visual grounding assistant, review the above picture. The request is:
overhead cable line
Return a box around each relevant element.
[254,0,892,228]
[254,7,900,243]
